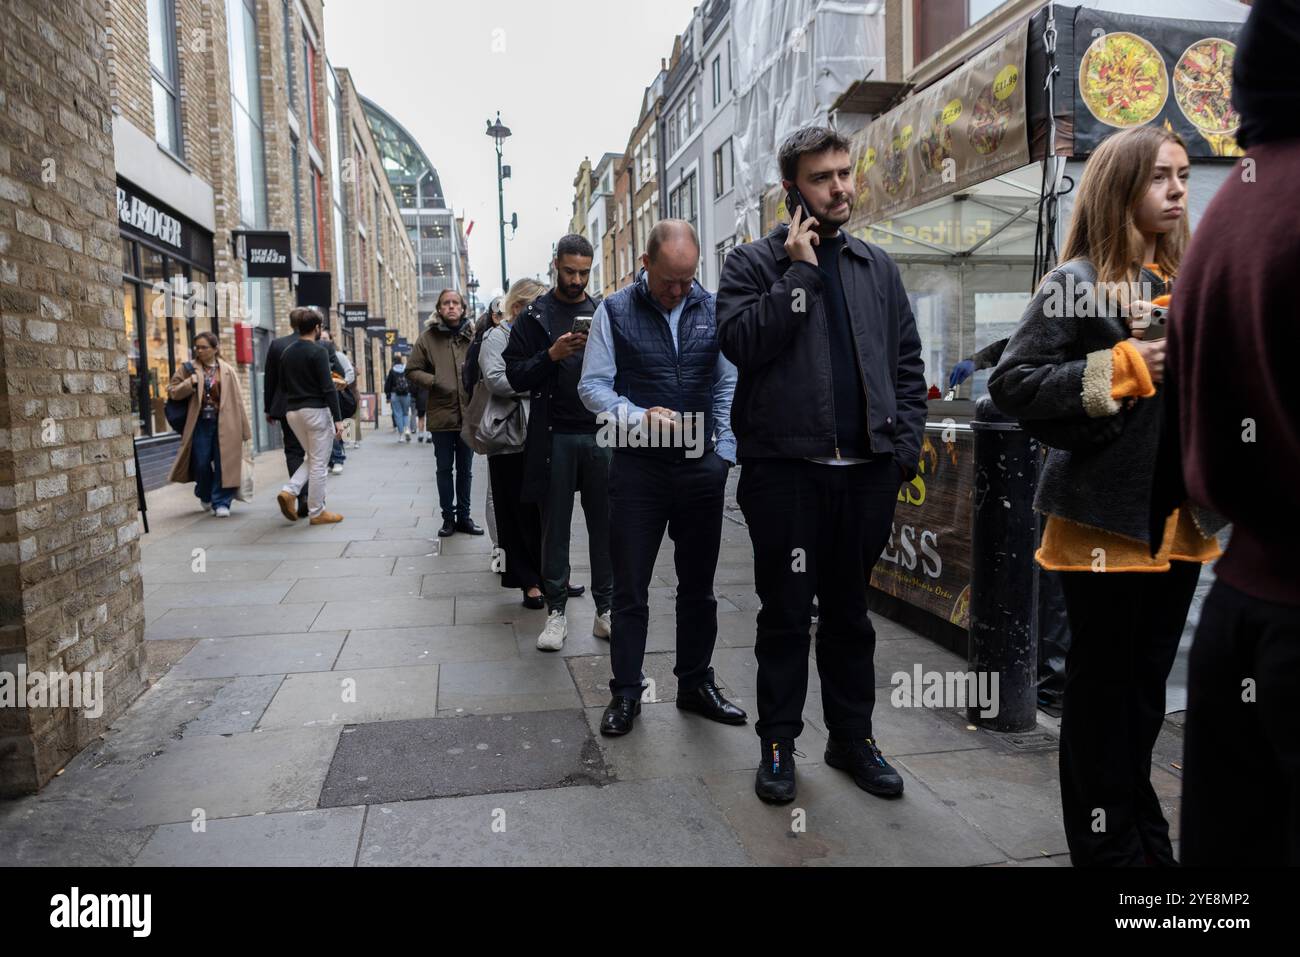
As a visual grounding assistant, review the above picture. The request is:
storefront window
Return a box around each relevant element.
[190,267,216,337]
[124,282,144,437]
[171,267,193,370]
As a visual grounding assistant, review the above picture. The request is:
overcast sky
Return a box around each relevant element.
[325,0,701,299]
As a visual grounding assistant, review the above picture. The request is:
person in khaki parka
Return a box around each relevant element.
[405,288,483,537]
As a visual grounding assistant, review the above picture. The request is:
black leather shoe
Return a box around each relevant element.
[676,680,747,724]
[456,518,485,535]
[599,695,641,736]
[755,738,797,803]
[437,518,456,537]
[521,590,545,610]
[566,582,585,598]
[825,737,904,797]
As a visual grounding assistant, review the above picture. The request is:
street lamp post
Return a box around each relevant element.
[467,274,480,317]
[486,113,512,292]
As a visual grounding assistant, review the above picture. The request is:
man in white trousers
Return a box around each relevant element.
[274,307,345,525]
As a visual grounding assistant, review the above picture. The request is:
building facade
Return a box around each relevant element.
[659,18,705,282]
[583,153,620,297]
[699,0,738,290]
[362,96,465,330]
[610,66,666,292]
[101,0,419,469]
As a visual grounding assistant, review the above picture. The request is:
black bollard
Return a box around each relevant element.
[968,395,1039,732]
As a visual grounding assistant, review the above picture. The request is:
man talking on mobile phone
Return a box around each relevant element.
[716,126,927,805]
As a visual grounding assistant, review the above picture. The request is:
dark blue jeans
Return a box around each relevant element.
[191,414,236,509]
[430,430,472,521]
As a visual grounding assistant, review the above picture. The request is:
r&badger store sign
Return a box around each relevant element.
[869,426,975,630]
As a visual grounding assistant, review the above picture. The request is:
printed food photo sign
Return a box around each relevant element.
[849,27,1031,228]
[1071,9,1244,158]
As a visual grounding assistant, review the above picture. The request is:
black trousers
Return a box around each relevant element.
[607,450,728,700]
[488,451,542,591]
[279,417,308,514]
[1057,561,1200,866]
[1181,579,1300,866]
[737,457,900,742]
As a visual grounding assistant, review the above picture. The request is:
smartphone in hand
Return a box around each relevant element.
[571,316,593,335]
[786,185,813,223]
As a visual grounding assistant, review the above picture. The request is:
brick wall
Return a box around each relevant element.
[1,0,146,796]
[335,67,420,395]
[103,0,152,136]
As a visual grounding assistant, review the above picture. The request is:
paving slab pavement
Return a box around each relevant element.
[0,425,1191,866]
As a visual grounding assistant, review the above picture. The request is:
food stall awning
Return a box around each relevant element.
[841,4,1249,230]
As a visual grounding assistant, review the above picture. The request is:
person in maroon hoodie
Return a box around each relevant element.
[1153,0,1300,866]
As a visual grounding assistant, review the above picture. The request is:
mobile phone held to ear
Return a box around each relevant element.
[571,315,593,335]
[785,186,814,224]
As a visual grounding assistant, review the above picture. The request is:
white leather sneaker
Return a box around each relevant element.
[593,610,612,640]
[536,611,567,651]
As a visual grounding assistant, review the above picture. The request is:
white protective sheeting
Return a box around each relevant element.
[732,0,886,241]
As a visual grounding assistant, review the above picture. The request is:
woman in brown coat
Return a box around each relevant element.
[167,331,252,516]
[405,288,481,537]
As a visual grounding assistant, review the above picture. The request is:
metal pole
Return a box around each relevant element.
[496,139,508,291]
[968,395,1040,732]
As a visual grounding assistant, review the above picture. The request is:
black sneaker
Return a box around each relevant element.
[755,738,798,804]
[824,736,904,797]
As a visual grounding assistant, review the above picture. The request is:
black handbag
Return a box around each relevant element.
[337,383,358,419]
[163,362,194,433]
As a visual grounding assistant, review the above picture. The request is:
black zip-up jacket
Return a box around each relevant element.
[503,291,600,503]
[716,225,927,476]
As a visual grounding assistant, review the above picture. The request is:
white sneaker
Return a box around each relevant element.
[214,506,231,518]
[593,610,612,640]
[330,464,343,475]
[536,611,567,652]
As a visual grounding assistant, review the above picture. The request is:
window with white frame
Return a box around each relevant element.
[716,235,736,278]
[713,139,733,200]
[669,172,698,231]
[712,56,722,107]
[147,0,183,155]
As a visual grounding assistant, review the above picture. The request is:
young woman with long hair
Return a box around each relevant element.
[990,125,1220,866]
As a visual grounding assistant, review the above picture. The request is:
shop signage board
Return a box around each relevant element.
[1028,7,1246,159]
[340,302,369,328]
[869,423,975,629]
[849,27,1031,227]
[237,230,292,278]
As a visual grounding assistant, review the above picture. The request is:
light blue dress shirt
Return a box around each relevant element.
[578,290,737,464]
